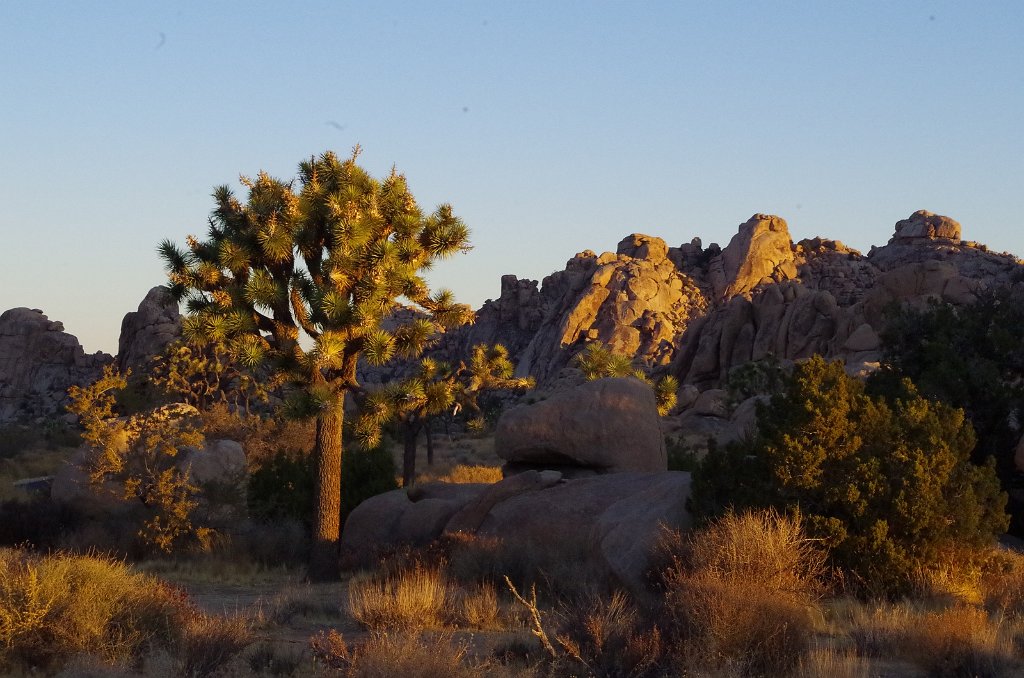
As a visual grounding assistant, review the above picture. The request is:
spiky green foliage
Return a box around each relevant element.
[574,342,678,415]
[693,355,1009,596]
[873,287,1024,534]
[357,344,533,485]
[161,149,474,578]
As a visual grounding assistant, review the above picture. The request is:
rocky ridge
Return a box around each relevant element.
[436,210,1021,393]
[0,288,181,423]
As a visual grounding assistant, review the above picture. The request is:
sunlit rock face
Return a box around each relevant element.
[414,209,1022,394]
[116,286,181,374]
[0,308,113,422]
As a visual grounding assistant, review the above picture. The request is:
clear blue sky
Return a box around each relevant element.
[2,1,1021,354]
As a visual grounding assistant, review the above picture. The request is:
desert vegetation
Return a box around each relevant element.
[4,152,1024,676]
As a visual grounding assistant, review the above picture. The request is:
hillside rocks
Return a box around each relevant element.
[0,308,113,422]
[495,377,667,475]
[669,211,1022,389]
[117,286,181,374]
[440,234,708,385]
[0,288,182,423]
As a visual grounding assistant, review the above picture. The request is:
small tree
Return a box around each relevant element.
[66,366,211,554]
[574,342,678,415]
[876,288,1024,533]
[357,344,533,486]
[151,338,273,414]
[693,355,1008,596]
[161,149,473,579]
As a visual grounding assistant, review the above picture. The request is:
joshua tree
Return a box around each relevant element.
[357,344,533,486]
[574,342,678,415]
[160,148,473,579]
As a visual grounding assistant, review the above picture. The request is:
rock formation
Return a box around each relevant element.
[0,308,113,422]
[341,470,692,597]
[671,211,1021,389]
[439,233,708,385]
[495,377,667,476]
[117,286,181,374]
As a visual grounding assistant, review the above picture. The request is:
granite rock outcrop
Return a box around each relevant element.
[0,308,113,422]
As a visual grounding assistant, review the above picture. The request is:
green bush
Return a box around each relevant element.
[341,445,398,525]
[248,450,316,525]
[249,443,396,529]
[693,356,1009,596]
[876,288,1024,533]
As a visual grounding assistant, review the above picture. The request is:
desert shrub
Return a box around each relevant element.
[0,425,38,459]
[248,450,316,525]
[982,548,1024,616]
[247,642,304,677]
[348,563,451,631]
[548,590,667,678]
[0,548,195,672]
[247,432,394,530]
[849,601,1022,677]
[793,646,869,678]
[660,509,824,677]
[443,532,607,602]
[694,356,1009,597]
[310,629,488,678]
[665,437,701,472]
[453,582,501,629]
[176,612,253,677]
[904,605,1020,677]
[66,366,215,555]
[726,354,788,403]
[877,288,1024,532]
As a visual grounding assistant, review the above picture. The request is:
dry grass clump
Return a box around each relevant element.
[0,547,254,675]
[310,629,516,678]
[843,597,1024,677]
[660,509,825,677]
[348,563,450,630]
[793,646,870,678]
[0,548,196,672]
[903,605,1019,677]
[549,590,666,678]
[454,582,502,629]
[176,612,253,677]
[430,463,504,484]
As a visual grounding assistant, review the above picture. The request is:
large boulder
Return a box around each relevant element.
[0,308,113,422]
[340,483,489,556]
[891,209,962,244]
[117,286,181,374]
[342,471,693,597]
[495,377,667,474]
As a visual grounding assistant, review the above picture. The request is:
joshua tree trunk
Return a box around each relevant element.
[426,417,435,466]
[402,420,421,487]
[309,399,344,581]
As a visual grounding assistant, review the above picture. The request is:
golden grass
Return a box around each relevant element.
[348,564,450,631]
[661,510,825,677]
[310,628,520,678]
[454,582,502,629]
[793,646,870,678]
[0,548,194,671]
[429,464,503,484]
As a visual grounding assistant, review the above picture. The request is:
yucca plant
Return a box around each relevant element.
[160,148,473,579]
[357,343,533,486]
[574,342,678,415]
